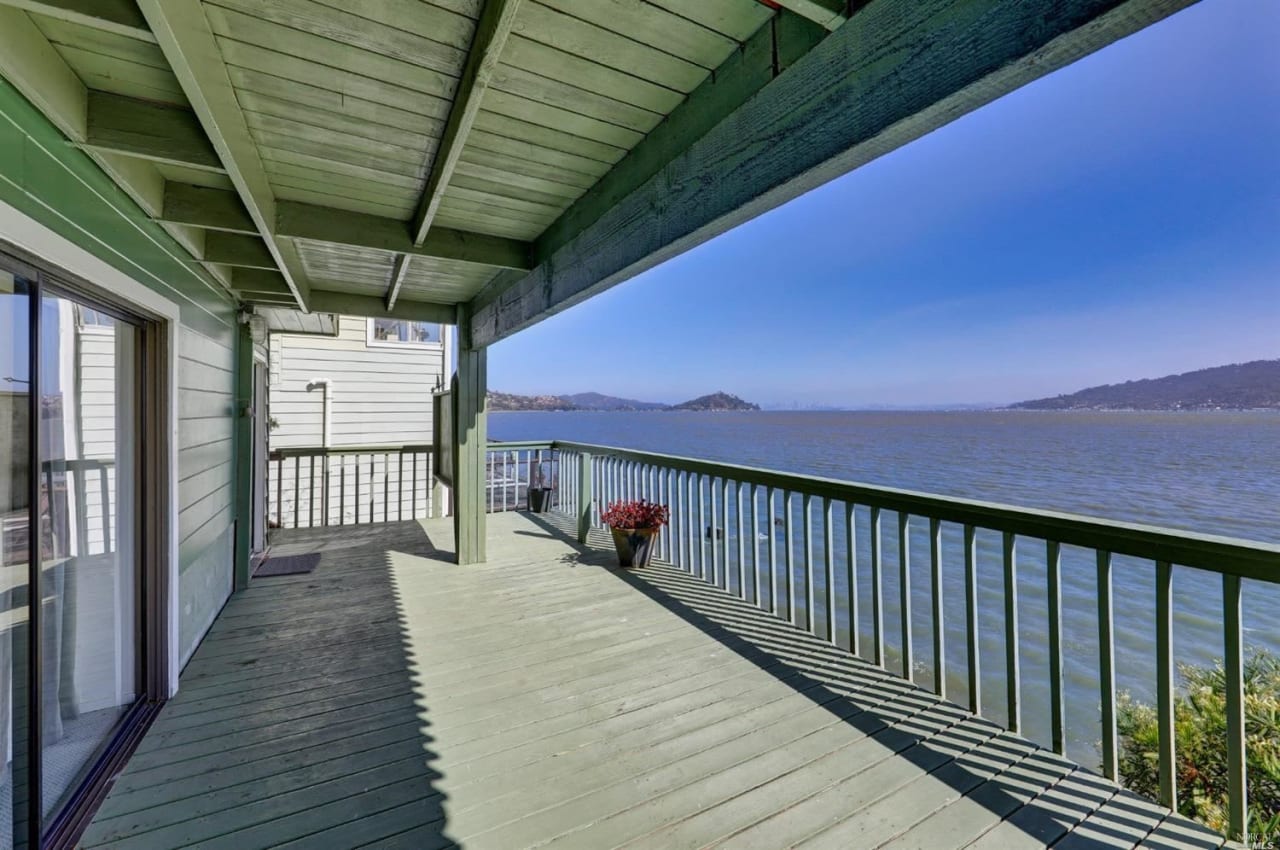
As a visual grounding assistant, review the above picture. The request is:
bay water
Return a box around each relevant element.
[491,410,1280,767]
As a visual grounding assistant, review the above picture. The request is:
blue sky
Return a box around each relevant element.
[490,0,1280,407]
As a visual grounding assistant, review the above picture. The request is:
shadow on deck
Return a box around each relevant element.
[79,513,1230,849]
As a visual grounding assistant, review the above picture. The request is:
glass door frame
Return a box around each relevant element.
[1,243,171,850]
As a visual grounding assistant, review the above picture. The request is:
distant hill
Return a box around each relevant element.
[670,392,760,412]
[561,392,668,411]
[1013,360,1280,411]
[487,391,575,412]
[487,389,760,412]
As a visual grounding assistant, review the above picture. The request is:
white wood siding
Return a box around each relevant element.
[268,316,445,527]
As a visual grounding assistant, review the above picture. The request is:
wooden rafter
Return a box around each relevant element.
[770,0,847,31]
[276,201,532,271]
[471,0,1197,347]
[84,91,225,172]
[388,0,522,310]
[309,291,457,325]
[0,0,155,42]
[137,0,311,311]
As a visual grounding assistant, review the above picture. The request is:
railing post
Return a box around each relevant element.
[577,451,592,544]
[452,310,487,565]
[232,317,253,591]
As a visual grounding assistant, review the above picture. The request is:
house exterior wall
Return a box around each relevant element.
[267,316,446,526]
[0,77,239,669]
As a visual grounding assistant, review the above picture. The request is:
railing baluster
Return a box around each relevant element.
[384,452,390,522]
[1047,540,1064,755]
[736,482,746,596]
[293,456,300,530]
[824,497,835,645]
[931,517,945,698]
[1223,572,1246,842]
[720,478,731,591]
[871,506,883,667]
[397,453,404,521]
[752,484,762,607]
[711,478,722,588]
[899,512,912,681]
[846,501,858,656]
[1004,531,1020,733]
[803,493,815,634]
[784,491,795,625]
[965,524,980,714]
[1097,550,1117,779]
[1156,560,1176,811]
[354,455,360,527]
[411,452,417,519]
[309,456,316,528]
[697,474,707,581]
[767,487,778,615]
[275,457,282,531]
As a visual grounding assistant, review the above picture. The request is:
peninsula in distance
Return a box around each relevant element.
[488,390,760,412]
[1012,359,1280,411]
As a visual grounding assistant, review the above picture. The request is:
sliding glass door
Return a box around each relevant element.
[0,247,158,849]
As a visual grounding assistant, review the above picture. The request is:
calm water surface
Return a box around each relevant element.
[491,410,1280,766]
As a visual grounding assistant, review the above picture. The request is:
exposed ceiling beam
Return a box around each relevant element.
[390,0,522,310]
[308,290,457,325]
[202,231,276,269]
[471,0,1197,348]
[137,0,310,311]
[0,0,155,42]
[409,0,522,247]
[160,182,257,235]
[83,91,224,172]
[770,0,847,31]
[231,267,294,298]
[0,5,216,266]
[275,201,532,271]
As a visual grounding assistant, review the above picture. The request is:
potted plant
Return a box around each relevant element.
[527,462,553,513]
[601,499,669,568]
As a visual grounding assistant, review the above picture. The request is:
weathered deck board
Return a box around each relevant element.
[80,513,1229,849]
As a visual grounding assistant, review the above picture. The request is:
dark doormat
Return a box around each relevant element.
[253,553,320,577]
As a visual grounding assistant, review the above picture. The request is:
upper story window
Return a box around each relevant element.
[367,318,442,348]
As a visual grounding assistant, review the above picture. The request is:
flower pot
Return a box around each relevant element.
[527,487,553,513]
[609,526,659,568]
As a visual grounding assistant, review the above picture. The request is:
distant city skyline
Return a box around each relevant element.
[489,0,1280,408]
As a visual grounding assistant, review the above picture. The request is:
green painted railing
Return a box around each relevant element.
[499,439,1279,841]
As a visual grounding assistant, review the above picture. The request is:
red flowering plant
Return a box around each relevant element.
[600,499,669,530]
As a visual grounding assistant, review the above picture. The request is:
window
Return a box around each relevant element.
[367,318,442,347]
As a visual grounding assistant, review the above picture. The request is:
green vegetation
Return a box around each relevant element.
[1117,652,1280,840]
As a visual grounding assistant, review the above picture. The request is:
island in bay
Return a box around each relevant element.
[487,390,760,412]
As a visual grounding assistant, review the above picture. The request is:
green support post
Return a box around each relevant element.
[577,451,592,544]
[232,318,254,591]
[452,306,487,565]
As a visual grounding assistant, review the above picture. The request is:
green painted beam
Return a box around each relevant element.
[453,308,487,565]
[276,201,532,271]
[161,182,258,235]
[308,290,457,324]
[0,0,155,42]
[408,0,522,246]
[138,0,311,311]
[202,231,276,269]
[231,267,294,297]
[773,0,847,30]
[84,91,224,172]
[471,0,1198,346]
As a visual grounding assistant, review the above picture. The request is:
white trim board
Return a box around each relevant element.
[0,195,185,698]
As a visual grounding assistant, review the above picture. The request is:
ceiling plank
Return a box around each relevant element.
[161,182,257,234]
[202,231,276,268]
[84,90,224,172]
[137,0,311,311]
[276,201,532,271]
[770,0,847,31]
[471,0,1197,347]
[410,0,522,246]
[309,290,457,325]
[0,0,156,42]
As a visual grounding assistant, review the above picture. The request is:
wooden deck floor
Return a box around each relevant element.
[80,512,1232,849]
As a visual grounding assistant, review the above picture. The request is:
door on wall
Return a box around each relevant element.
[0,245,165,849]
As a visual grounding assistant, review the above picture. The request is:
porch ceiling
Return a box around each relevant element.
[0,0,1199,336]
